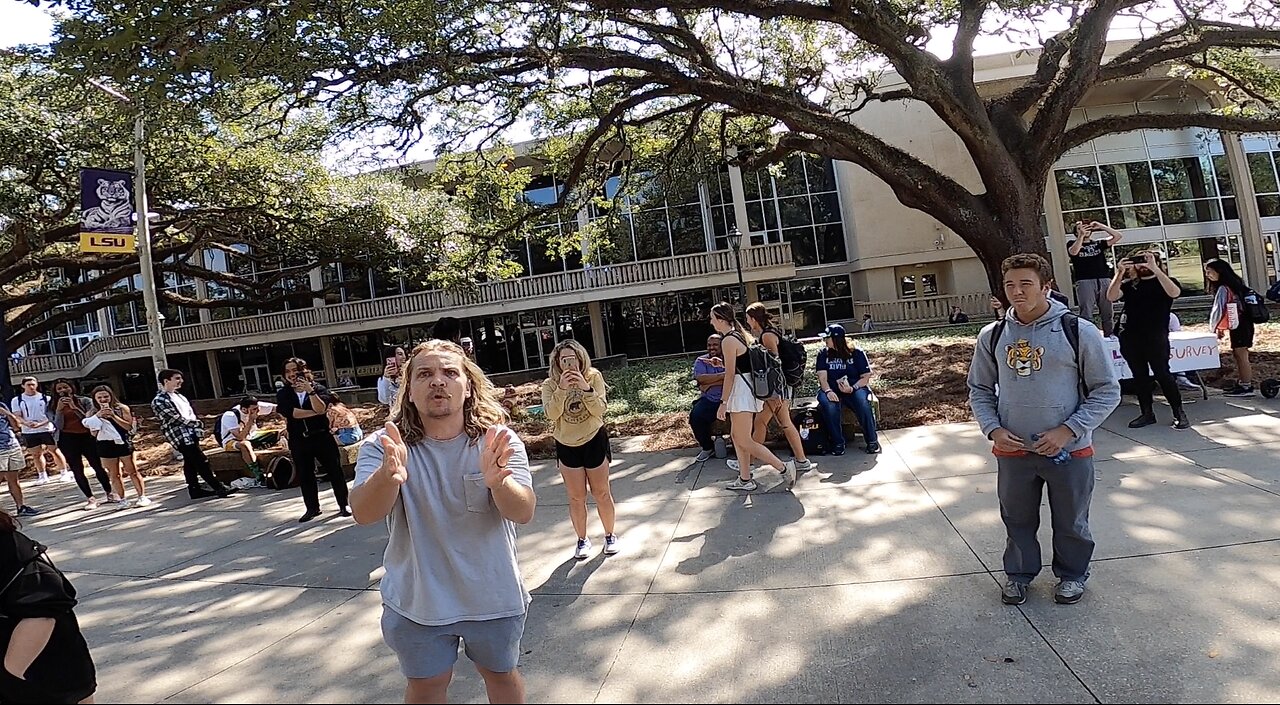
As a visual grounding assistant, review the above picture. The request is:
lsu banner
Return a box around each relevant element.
[79,167,137,253]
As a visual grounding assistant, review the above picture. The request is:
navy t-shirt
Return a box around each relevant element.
[816,349,872,389]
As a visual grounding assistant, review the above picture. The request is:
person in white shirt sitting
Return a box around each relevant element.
[217,396,279,487]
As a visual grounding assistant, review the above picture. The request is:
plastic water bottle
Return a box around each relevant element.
[1030,434,1071,465]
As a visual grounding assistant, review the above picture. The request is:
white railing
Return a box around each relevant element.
[12,244,795,376]
[854,292,992,325]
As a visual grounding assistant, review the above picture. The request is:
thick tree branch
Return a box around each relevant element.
[1062,112,1280,153]
[1099,23,1280,84]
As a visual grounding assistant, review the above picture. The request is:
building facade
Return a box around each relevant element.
[12,45,1279,400]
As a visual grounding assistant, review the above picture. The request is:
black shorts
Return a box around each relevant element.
[555,427,611,469]
[20,433,54,449]
[1229,321,1255,350]
[96,440,133,459]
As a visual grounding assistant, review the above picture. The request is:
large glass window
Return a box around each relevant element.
[1113,236,1242,296]
[1246,150,1280,218]
[1056,155,1235,232]
[755,275,855,338]
[735,155,847,266]
[588,169,711,265]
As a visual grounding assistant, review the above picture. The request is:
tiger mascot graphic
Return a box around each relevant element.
[82,179,134,231]
[1005,339,1045,378]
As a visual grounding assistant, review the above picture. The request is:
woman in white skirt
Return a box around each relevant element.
[710,302,797,492]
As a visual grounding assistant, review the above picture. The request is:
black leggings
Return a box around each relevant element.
[58,432,110,499]
[292,433,348,513]
[1120,332,1183,415]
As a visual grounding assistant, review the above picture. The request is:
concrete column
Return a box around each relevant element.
[194,277,212,323]
[309,267,326,308]
[587,302,608,357]
[205,349,223,398]
[727,163,751,239]
[1220,131,1269,288]
[1042,175,1075,305]
[95,307,112,337]
[1200,83,1268,288]
[319,335,338,385]
[746,282,760,305]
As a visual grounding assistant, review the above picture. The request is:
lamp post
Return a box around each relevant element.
[87,79,167,377]
[727,226,746,309]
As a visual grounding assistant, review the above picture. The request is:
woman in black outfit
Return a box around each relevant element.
[1106,250,1190,430]
[0,509,96,703]
[276,357,349,523]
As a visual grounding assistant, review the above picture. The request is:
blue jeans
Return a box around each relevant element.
[689,397,720,451]
[817,388,878,450]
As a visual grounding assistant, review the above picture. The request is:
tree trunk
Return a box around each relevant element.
[964,195,1051,298]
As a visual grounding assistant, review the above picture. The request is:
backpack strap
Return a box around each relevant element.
[987,314,1087,398]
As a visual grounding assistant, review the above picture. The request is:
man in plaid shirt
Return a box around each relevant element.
[152,368,235,500]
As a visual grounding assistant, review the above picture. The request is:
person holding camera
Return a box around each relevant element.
[1107,250,1189,430]
[378,346,409,405]
[542,340,618,560]
[1068,221,1123,338]
[278,357,349,522]
[50,379,114,509]
[83,385,150,509]
[9,377,69,486]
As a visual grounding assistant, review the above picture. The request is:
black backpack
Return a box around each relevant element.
[0,533,76,618]
[765,327,808,388]
[1266,280,1280,304]
[1241,288,1271,324]
[728,331,785,401]
[986,313,1086,397]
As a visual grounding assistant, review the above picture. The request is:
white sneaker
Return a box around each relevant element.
[604,534,620,556]
[783,460,798,491]
[795,458,815,473]
[116,499,133,510]
[34,472,49,486]
[60,472,75,484]
[727,459,753,472]
[574,537,592,560]
[135,496,153,507]
[695,449,714,463]
[726,477,758,492]
[82,497,98,511]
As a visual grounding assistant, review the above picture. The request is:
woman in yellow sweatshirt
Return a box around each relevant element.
[541,340,618,560]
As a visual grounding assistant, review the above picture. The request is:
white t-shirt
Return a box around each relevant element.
[169,391,198,423]
[10,393,54,434]
[218,402,277,446]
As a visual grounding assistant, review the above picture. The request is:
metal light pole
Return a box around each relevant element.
[727,226,746,309]
[89,80,167,377]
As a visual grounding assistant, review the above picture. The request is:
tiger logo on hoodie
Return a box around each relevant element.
[1005,339,1044,377]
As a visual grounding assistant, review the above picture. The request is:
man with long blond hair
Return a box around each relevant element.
[350,339,536,705]
[541,339,618,560]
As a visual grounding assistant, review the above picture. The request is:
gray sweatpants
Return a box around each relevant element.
[997,453,1096,584]
[1075,278,1114,337]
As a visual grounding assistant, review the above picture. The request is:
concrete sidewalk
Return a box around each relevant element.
[18,395,1280,703]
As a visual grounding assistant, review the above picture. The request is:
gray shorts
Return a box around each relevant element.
[380,606,526,679]
[0,448,24,473]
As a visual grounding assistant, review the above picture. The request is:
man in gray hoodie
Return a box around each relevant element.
[968,254,1120,606]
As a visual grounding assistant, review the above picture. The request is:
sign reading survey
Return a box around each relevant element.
[79,167,138,254]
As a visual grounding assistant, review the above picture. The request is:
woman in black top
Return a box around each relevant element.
[1106,250,1189,430]
[276,357,349,523]
[0,510,96,703]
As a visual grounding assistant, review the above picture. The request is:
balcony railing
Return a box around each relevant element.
[853,292,992,326]
[12,243,795,377]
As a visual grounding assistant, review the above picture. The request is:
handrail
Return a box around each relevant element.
[13,243,794,376]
